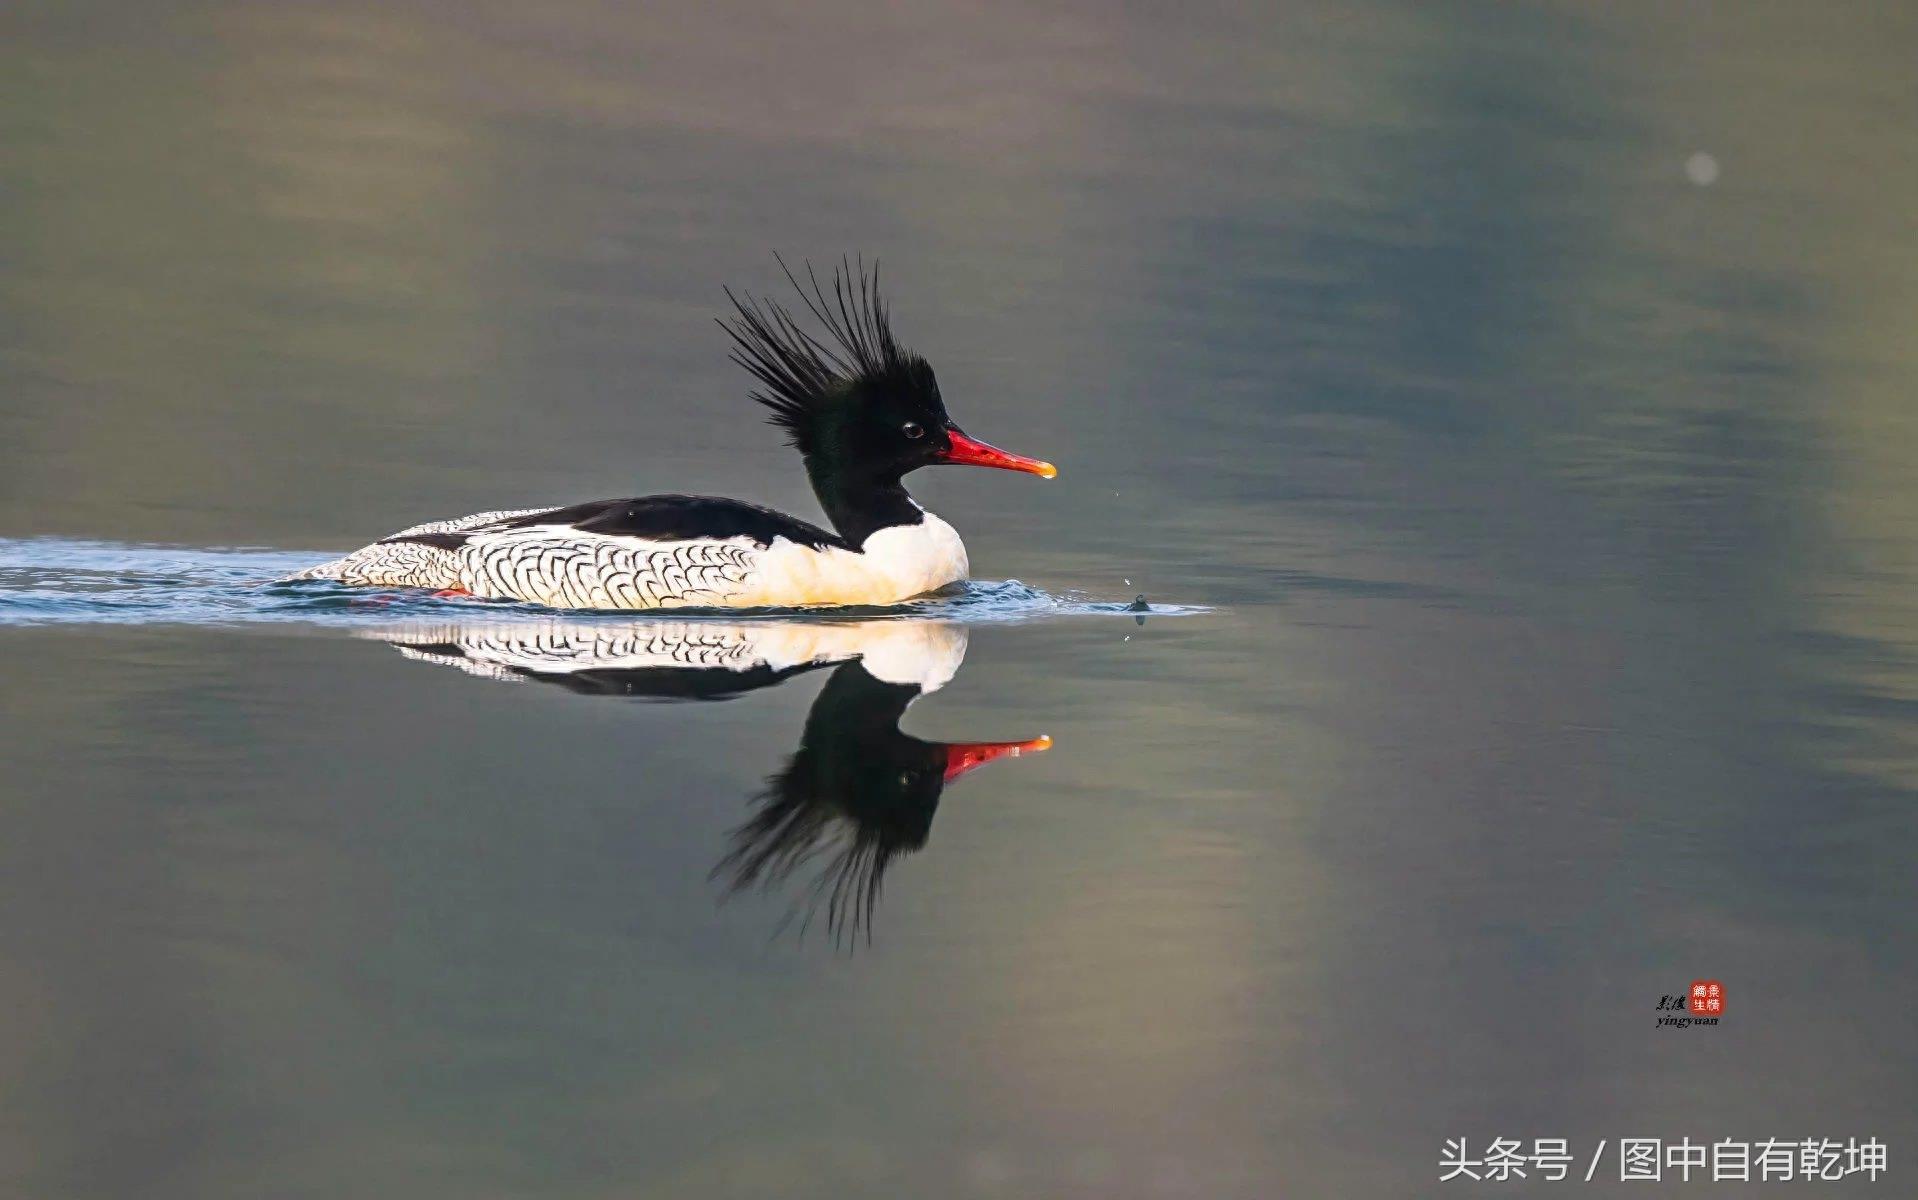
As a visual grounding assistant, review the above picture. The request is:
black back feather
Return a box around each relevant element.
[718,255,909,453]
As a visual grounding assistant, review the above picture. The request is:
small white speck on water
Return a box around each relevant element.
[1124,579,1132,587]
[1685,152,1719,186]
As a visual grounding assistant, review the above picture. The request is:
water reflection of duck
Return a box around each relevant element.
[371,619,1047,942]
[289,259,1054,609]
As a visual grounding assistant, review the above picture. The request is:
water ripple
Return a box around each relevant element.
[0,538,1205,628]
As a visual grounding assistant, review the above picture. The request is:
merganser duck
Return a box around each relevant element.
[287,260,1056,609]
[372,617,1049,942]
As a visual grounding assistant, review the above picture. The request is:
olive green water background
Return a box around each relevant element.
[2,3,1916,1196]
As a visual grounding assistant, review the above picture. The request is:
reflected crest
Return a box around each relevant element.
[367,618,1047,944]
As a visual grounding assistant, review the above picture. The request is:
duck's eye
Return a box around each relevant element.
[901,421,925,440]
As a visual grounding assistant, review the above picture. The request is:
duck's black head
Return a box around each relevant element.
[720,257,1055,545]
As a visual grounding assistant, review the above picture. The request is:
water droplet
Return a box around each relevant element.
[1685,152,1719,186]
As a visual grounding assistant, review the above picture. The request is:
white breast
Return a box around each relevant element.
[735,511,969,608]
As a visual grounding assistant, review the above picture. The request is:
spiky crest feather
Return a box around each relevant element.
[718,255,912,453]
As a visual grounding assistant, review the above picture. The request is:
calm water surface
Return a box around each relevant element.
[3,3,1915,1196]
